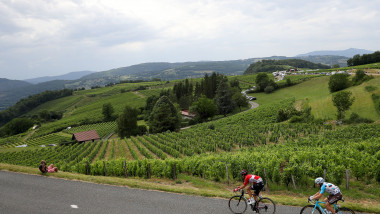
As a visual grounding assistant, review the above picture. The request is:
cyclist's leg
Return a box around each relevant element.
[247,186,254,200]
[252,182,264,200]
[325,201,335,214]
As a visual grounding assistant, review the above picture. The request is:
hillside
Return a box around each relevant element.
[0,78,32,92]
[249,76,380,121]
[0,69,379,213]
[24,71,94,84]
[296,48,374,57]
[0,80,71,111]
[244,59,331,74]
[0,56,348,110]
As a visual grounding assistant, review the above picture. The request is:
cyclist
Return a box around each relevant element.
[233,169,264,205]
[309,177,343,214]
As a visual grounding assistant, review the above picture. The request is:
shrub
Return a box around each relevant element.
[264,85,275,93]
[345,113,374,124]
[365,85,377,92]
[328,73,350,92]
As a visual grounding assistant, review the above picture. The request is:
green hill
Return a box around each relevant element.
[249,76,380,121]
[244,59,331,74]
[0,66,380,213]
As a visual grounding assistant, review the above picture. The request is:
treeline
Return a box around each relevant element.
[244,59,331,74]
[142,73,248,129]
[347,51,380,66]
[0,89,73,127]
[114,73,247,138]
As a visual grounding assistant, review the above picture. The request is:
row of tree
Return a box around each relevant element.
[347,51,380,66]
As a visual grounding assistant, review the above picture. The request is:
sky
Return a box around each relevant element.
[0,0,379,80]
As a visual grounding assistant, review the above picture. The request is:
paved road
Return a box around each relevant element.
[0,171,360,214]
[249,101,259,109]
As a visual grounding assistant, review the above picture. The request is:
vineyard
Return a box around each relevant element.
[1,99,379,190]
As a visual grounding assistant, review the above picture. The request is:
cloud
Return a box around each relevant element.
[0,0,379,79]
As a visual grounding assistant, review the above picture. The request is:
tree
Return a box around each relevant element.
[190,95,217,121]
[332,91,355,120]
[328,73,350,92]
[333,64,340,68]
[117,105,139,138]
[351,69,372,86]
[232,92,249,111]
[148,96,180,133]
[215,77,235,116]
[0,118,34,137]
[230,78,240,90]
[102,103,115,121]
[255,73,277,92]
[256,72,270,92]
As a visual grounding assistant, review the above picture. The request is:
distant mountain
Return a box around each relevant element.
[0,55,350,110]
[296,48,374,58]
[0,80,71,111]
[24,71,94,84]
[0,78,32,92]
[293,55,349,67]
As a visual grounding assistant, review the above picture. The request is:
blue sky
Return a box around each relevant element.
[0,0,379,80]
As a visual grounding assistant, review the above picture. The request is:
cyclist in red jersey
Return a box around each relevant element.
[233,169,264,205]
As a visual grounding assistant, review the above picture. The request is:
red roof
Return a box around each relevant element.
[72,130,100,142]
[180,109,196,117]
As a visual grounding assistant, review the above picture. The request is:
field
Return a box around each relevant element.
[249,76,380,121]
[1,69,380,213]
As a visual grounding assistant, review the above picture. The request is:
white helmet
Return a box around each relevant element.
[315,177,324,184]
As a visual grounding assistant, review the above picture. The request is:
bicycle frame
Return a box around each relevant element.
[310,199,342,214]
[234,189,261,202]
[234,190,263,210]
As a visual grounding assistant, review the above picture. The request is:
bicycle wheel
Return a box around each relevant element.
[336,207,355,214]
[256,197,276,214]
[300,205,322,214]
[228,195,248,214]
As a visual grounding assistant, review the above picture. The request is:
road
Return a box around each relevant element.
[0,171,306,214]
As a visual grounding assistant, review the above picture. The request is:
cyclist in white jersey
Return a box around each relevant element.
[309,177,343,214]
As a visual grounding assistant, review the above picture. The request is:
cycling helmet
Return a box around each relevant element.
[315,177,324,184]
[240,169,248,177]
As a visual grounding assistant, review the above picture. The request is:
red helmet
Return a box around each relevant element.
[240,169,248,177]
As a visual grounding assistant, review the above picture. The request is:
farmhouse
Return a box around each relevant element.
[72,130,101,143]
[180,109,196,119]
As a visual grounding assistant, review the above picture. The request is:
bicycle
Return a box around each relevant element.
[300,198,355,214]
[228,189,276,214]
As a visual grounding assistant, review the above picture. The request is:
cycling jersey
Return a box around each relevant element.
[320,182,341,195]
[244,174,263,186]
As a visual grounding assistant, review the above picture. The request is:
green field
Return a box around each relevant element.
[249,76,380,121]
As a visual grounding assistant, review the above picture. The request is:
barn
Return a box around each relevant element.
[72,130,101,143]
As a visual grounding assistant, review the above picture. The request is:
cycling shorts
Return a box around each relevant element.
[327,192,343,204]
[250,182,264,196]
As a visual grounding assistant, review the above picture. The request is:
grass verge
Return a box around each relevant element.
[1,163,379,213]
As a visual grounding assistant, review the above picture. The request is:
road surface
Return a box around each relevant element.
[0,171,363,214]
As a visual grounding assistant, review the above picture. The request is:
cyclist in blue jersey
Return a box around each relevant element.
[309,177,343,214]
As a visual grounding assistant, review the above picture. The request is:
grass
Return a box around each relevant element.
[249,76,380,121]
[1,163,379,213]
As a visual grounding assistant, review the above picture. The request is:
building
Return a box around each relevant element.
[180,109,196,119]
[72,130,101,143]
